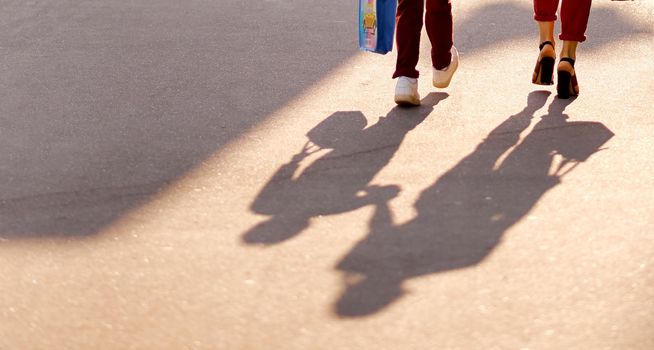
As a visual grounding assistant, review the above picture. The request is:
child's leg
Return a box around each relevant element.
[393,0,425,78]
[425,0,452,70]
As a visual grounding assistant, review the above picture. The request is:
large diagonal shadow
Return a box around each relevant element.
[244,93,448,245]
[0,0,359,237]
[334,92,614,317]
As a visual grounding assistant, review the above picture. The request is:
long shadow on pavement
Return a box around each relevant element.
[334,91,614,317]
[243,93,448,245]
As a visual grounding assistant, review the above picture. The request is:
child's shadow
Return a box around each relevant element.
[243,93,449,245]
[335,92,615,317]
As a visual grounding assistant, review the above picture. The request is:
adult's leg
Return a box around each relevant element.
[532,0,558,84]
[538,21,555,45]
[557,0,591,97]
[425,0,452,70]
[560,41,578,60]
[534,0,557,47]
[533,0,559,23]
[393,0,425,78]
[559,0,592,43]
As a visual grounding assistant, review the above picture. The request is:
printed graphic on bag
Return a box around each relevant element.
[360,0,377,51]
[358,0,396,55]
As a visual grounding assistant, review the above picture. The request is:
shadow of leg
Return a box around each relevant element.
[335,274,405,318]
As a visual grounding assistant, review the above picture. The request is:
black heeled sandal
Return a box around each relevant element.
[532,41,555,85]
[557,57,579,99]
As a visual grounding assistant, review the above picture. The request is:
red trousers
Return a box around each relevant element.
[534,0,592,42]
[393,0,452,79]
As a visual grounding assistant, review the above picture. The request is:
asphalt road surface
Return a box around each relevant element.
[1,0,653,349]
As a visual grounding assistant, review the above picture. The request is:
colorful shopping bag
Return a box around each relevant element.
[358,0,397,55]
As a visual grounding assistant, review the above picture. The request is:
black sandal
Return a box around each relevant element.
[557,57,579,99]
[532,41,555,85]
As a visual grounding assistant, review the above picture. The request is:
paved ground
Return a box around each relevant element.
[1,0,653,349]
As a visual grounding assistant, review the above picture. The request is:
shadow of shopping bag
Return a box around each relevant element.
[359,0,397,54]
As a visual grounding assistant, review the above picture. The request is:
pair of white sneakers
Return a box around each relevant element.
[394,46,459,106]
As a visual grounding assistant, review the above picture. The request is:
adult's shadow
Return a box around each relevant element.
[243,93,449,245]
[334,91,615,317]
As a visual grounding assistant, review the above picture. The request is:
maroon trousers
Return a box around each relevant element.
[393,0,453,79]
[534,0,592,42]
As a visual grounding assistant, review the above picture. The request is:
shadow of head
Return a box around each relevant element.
[539,97,615,164]
[335,275,405,318]
[306,111,368,149]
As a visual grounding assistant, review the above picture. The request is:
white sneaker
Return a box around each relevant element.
[433,46,459,88]
[394,76,420,106]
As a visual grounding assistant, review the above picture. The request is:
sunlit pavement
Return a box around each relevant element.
[1,1,653,349]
